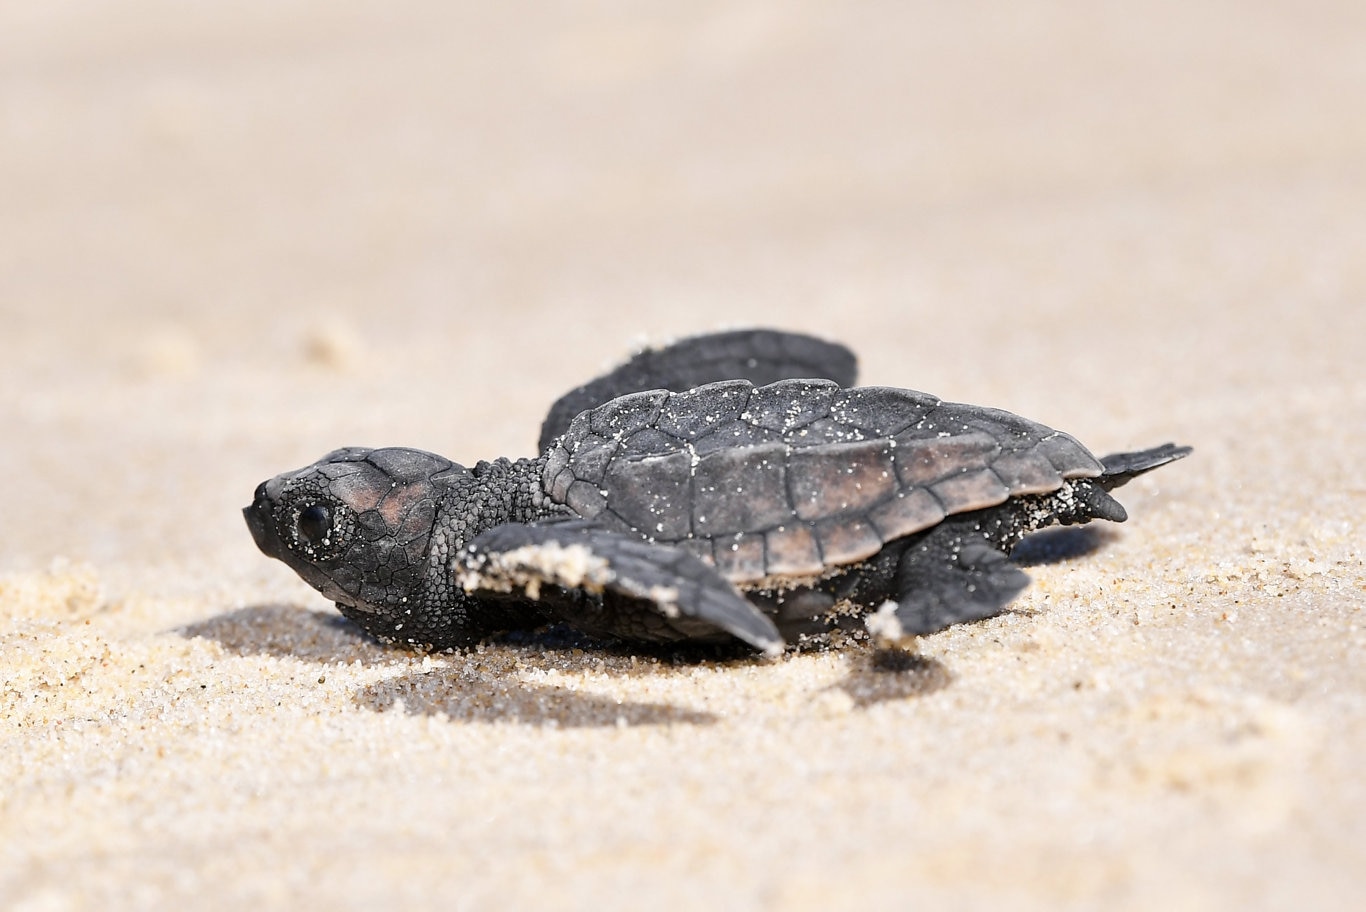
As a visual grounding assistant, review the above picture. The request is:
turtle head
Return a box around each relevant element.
[244,446,479,645]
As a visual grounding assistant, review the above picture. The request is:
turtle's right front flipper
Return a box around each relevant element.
[537,329,858,451]
[456,521,784,654]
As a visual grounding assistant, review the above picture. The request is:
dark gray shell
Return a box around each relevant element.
[542,379,1103,583]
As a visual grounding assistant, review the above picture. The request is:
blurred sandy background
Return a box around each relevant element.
[2,2,1363,909]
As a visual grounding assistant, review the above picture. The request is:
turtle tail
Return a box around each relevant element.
[1097,443,1193,491]
[1037,443,1191,528]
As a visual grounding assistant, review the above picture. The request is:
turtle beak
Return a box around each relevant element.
[243,481,278,557]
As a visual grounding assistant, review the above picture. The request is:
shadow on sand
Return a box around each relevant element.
[180,603,393,665]
[834,650,953,707]
[181,603,951,727]
[180,604,717,727]
[354,666,718,727]
[1011,526,1116,567]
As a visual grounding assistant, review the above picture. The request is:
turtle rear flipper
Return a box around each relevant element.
[457,521,784,654]
[891,527,1030,636]
[1098,443,1193,490]
[1018,443,1194,530]
[537,329,858,451]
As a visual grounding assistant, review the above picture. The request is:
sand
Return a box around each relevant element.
[2,2,1363,909]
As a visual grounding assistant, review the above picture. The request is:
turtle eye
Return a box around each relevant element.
[296,503,333,546]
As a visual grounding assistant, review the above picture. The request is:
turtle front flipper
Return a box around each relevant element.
[537,329,858,451]
[889,522,1031,636]
[456,521,784,654]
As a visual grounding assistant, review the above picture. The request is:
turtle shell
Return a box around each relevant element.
[542,379,1102,584]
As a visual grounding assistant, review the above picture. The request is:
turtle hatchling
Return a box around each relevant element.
[245,330,1190,654]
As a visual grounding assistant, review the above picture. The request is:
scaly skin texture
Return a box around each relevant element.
[244,448,567,646]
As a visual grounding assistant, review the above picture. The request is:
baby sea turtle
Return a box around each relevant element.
[244,330,1189,653]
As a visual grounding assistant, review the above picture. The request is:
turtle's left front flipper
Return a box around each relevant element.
[456,522,784,654]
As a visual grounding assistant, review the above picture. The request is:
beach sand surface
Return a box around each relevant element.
[2,2,1363,909]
